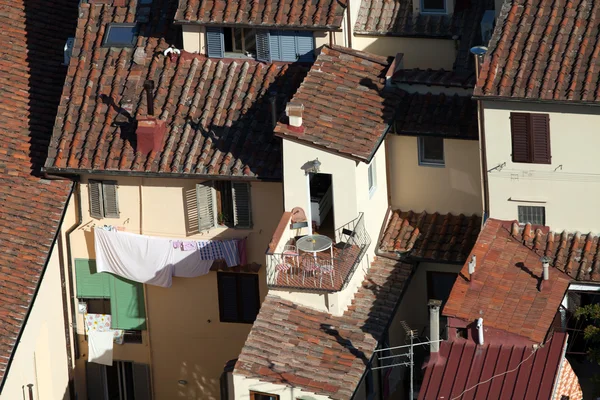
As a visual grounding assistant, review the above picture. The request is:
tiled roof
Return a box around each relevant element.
[44,0,308,179]
[378,210,481,263]
[174,0,347,29]
[395,93,478,139]
[393,68,476,89]
[443,219,572,343]
[354,0,494,71]
[0,0,75,382]
[418,333,568,400]
[274,45,403,162]
[234,257,414,399]
[474,0,600,102]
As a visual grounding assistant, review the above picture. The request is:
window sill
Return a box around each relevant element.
[418,161,445,168]
[420,9,448,14]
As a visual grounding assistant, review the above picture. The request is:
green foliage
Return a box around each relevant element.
[576,304,600,364]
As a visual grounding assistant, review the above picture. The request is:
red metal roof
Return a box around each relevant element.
[418,332,567,400]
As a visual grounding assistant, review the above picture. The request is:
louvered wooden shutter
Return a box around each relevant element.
[132,363,152,400]
[279,31,297,61]
[109,275,146,330]
[75,259,111,298]
[510,113,531,163]
[232,182,252,228]
[218,273,239,322]
[89,180,104,219]
[239,274,259,323]
[295,31,314,62]
[86,362,108,400]
[196,182,216,230]
[102,181,119,218]
[269,30,281,61]
[256,30,271,62]
[531,114,551,164]
[206,27,224,58]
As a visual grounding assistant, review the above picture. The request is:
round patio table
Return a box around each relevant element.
[296,234,334,264]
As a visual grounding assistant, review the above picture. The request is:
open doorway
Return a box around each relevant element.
[309,173,334,239]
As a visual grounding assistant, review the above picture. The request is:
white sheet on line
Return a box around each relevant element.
[94,229,174,288]
[170,248,213,278]
[88,331,114,366]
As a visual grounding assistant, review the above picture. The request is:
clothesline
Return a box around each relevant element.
[94,228,247,288]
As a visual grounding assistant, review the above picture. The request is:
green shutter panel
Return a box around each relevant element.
[102,181,120,218]
[232,182,252,228]
[206,27,224,58]
[109,276,147,330]
[89,180,104,219]
[196,182,216,230]
[295,31,314,62]
[75,259,110,298]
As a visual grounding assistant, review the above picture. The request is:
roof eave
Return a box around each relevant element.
[473,94,600,107]
[173,20,343,31]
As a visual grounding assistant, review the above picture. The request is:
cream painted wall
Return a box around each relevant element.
[182,25,205,54]
[2,244,71,400]
[483,100,600,232]
[67,175,283,400]
[388,135,482,215]
[232,374,331,400]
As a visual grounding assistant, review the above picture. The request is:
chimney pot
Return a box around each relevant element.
[428,299,442,353]
[136,117,166,155]
[468,255,476,278]
[541,256,551,281]
[476,318,484,345]
[286,102,304,128]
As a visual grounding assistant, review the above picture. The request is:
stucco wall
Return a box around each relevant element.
[182,25,205,54]
[231,374,331,400]
[388,135,482,215]
[67,175,282,400]
[1,243,71,400]
[483,100,600,231]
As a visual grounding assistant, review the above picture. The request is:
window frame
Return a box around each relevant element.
[217,272,260,324]
[418,136,445,167]
[510,112,551,164]
[103,23,138,48]
[196,181,253,229]
[420,0,447,14]
[89,180,120,219]
[368,159,377,197]
[517,205,546,225]
[250,391,280,400]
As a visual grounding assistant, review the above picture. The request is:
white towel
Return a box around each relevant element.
[94,229,174,287]
[88,331,114,366]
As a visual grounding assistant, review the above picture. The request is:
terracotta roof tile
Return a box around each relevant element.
[474,0,600,102]
[234,257,414,399]
[393,68,476,88]
[443,218,572,343]
[395,93,478,139]
[45,0,308,179]
[418,333,568,400]
[274,45,403,162]
[379,210,481,263]
[354,0,494,71]
[0,0,75,382]
[174,0,347,29]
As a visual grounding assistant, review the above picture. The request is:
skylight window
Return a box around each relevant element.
[103,24,138,47]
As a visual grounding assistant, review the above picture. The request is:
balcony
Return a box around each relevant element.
[266,212,370,292]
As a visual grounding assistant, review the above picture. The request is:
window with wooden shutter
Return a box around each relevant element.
[279,31,297,62]
[217,272,260,323]
[196,182,216,230]
[132,363,152,399]
[102,181,119,218]
[232,182,252,228]
[206,27,224,58]
[269,30,281,61]
[89,180,104,219]
[510,112,551,164]
[255,30,271,62]
[75,259,111,298]
[109,275,147,330]
[295,31,315,62]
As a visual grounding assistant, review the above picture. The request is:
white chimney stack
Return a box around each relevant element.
[286,103,304,128]
[468,255,476,277]
[476,318,484,345]
[541,256,550,281]
[428,299,442,353]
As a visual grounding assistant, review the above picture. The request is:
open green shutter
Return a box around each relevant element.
[109,276,147,330]
[232,182,252,228]
[75,259,110,298]
[102,181,120,218]
[197,182,216,230]
[88,180,104,219]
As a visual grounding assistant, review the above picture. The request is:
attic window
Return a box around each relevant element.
[421,0,446,13]
[103,24,138,47]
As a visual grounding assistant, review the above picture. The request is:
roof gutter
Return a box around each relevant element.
[346,0,353,48]
[0,182,74,394]
[41,167,282,183]
[171,21,343,32]
[472,94,600,107]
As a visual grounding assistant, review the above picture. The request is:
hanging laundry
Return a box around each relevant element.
[181,241,197,251]
[85,313,125,345]
[94,228,174,288]
[221,240,240,267]
[88,331,114,366]
[172,240,183,249]
[170,246,213,278]
[237,238,247,265]
[197,240,225,261]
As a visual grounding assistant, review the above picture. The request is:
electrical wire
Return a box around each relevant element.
[449,343,542,400]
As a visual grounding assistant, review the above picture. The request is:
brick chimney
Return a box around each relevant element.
[136,80,166,154]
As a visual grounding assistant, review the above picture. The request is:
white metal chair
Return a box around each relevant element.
[282,244,299,275]
[275,261,293,284]
[318,261,335,288]
[301,254,319,287]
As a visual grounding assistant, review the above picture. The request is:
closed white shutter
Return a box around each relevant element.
[206,27,224,58]
[102,181,119,218]
[269,30,281,61]
[231,182,252,228]
[88,180,104,219]
[295,31,314,62]
[279,31,297,61]
[196,182,216,230]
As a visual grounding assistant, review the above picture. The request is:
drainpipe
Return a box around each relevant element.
[65,182,83,360]
[476,318,484,345]
[346,0,353,48]
[471,46,490,220]
[428,299,442,353]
